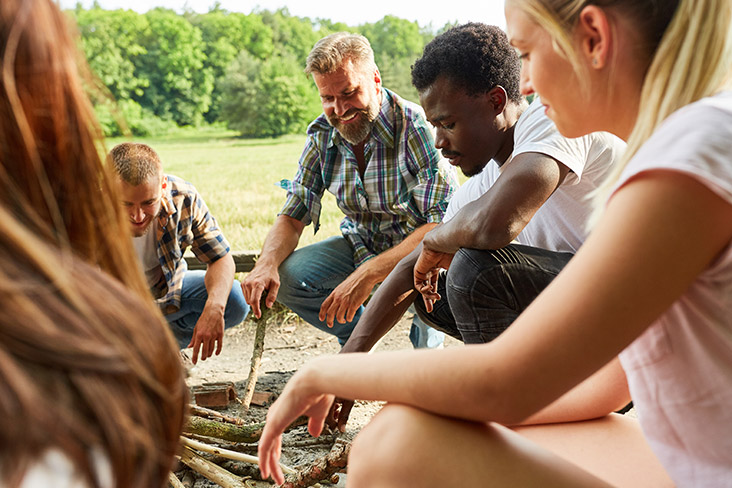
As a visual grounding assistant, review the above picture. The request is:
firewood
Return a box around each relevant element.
[281,440,350,488]
[241,317,267,415]
[189,404,247,425]
[184,416,264,443]
[168,472,185,488]
[181,436,296,475]
[179,447,247,488]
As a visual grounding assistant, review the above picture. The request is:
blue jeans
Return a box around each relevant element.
[165,270,250,348]
[277,236,444,348]
[444,244,574,344]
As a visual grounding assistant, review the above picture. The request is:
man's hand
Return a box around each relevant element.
[325,397,355,433]
[319,265,376,327]
[242,265,280,319]
[187,304,225,364]
[413,248,454,312]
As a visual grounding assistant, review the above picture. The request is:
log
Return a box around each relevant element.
[281,440,351,488]
[189,404,247,426]
[184,415,309,444]
[184,416,264,444]
[179,447,247,488]
[185,251,259,273]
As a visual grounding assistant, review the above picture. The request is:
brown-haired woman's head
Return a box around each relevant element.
[0,207,188,487]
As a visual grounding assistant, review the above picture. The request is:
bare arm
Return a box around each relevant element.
[340,244,423,354]
[242,215,305,318]
[259,172,732,482]
[319,222,438,327]
[189,253,235,364]
[424,152,569,254]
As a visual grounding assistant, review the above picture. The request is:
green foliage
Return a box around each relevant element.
[219,51,321,138]
[74,6,149,100]
[95,99,178,137]
[135,8,214,126]
[67,5,458,135]
[189,11,274,122]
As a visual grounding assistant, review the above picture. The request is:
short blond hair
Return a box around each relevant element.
[109,142,163,186]
[305,32,377,76]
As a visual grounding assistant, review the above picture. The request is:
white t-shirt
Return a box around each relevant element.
[0,449,113,488]
[444,99,625,253]
[132,228,163,287]
[615,92,732,487]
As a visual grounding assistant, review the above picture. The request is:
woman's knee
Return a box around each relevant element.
[348,404,429,487]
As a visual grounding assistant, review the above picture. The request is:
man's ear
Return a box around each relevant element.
[488,86,508,114]
[374,67,382,95]
[577,5,612,69]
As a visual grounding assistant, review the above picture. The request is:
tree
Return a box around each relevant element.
[72,7,149,100]
[135,8,214,126]
[220,51,321,138]
[189,10,274,122]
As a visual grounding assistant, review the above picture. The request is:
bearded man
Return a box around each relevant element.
[242,32,457,348]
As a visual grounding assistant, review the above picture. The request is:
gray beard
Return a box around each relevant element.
[327,99,380,145]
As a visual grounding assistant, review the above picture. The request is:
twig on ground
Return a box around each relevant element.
[181,436,296,475]
[178,447,247,488]
[189,404,246,426]
[281,439,351,488]
[168,472,185,488]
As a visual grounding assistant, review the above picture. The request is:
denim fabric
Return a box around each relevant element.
[446,244,574,344]
[166,270,250,348]
[277,235,444,348]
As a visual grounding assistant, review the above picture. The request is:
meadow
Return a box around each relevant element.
[109,127,344,252]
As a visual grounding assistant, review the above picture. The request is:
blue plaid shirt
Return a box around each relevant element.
[152,175,230,314]
[279,88,457,266]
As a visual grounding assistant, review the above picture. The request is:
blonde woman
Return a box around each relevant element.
[0,0,186,485]
[258,0,732,486]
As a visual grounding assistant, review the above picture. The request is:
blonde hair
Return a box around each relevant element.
[109,142,164,186]
[305,32,377,76]
[509,0,732,211]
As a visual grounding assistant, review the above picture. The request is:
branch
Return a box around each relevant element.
[181,436,295,475]
[178,447,246,488]
[240,317,267,415]
[168,472,185,488]
[281,440,351,488]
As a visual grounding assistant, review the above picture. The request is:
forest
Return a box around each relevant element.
[68,3,455,137]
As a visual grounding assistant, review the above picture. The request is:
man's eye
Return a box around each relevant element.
[443,123,455,130]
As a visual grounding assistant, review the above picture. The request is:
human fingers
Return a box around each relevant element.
[337,399,354,433]
[258,430,285,485]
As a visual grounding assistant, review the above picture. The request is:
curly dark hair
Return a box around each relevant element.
[411,23,522,101]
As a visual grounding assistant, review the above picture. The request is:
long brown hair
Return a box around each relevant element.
[0,207,187,487]
[0,0,187,485]
[0,0,148,298]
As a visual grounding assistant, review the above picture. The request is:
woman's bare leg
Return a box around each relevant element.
[347,405,671,488]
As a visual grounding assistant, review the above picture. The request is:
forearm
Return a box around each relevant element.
[256,215,304,269]
[203,254,235,312]
[360,223,437,283]
[341,248,421,353]
[515,357,631,425]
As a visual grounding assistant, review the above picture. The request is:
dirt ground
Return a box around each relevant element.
[180,308,461,487]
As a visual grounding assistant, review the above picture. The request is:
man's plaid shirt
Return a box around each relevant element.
[278,88,458,266]
[151,175,230,314]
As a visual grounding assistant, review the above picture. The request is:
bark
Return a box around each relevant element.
[281,440,351,488]
[184,413,308,444]
[189,404,247,426]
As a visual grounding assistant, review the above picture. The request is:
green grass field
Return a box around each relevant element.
[108,127,344,252]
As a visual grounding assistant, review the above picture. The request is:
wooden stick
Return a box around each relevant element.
[282,440,351,488]
[189,404,246,426]
[178,447,247,488]
[184,416,264,443]
[168,472,185,488]
[241,317,267,415]
[181,436,295,475]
